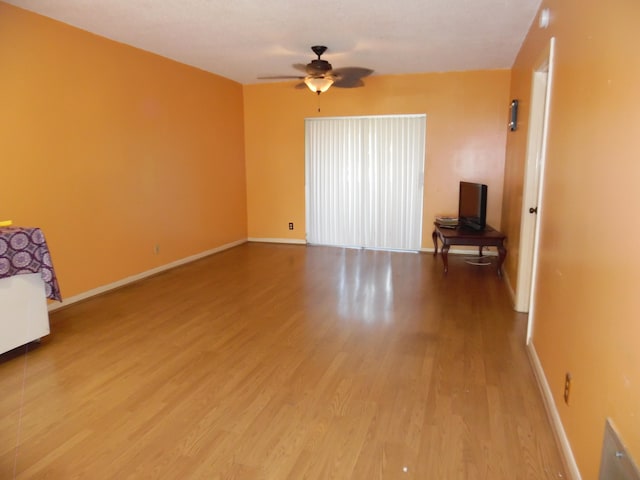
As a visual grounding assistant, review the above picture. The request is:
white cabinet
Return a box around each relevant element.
[0,273,50,354]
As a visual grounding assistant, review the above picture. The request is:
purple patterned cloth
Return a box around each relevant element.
[0,227,62,301]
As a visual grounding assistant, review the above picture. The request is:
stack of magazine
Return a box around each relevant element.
[435,216,458,228]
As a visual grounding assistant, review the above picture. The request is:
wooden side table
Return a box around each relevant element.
[432,224,507,277]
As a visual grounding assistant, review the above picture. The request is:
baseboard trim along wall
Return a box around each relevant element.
[48,238,247,312]
[527,342,582,480]
[247,242,496,252]
[248,237,306,245]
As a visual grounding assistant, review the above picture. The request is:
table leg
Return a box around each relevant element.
[441,245,450,274]
[432,229,438,256]
[497,244,507,278]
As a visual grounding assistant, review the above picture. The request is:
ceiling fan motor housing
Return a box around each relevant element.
[308,59,332,75]
[307,45,332,75]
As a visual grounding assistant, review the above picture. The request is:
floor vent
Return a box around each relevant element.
[599,419,640,480]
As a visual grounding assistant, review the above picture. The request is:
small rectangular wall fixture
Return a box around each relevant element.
[509,99,519,131]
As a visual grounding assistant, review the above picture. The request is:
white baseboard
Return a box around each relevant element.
[48,238,247,312]
[527,342,582,480]
[248,237,306,245]
[247,241,488,252]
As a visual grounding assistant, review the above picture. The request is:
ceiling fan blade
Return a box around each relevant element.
[331,67,374,79]
[257,75,306,80]
[330,67,373,88]
[332,77,365,88]
[293,63,308,73]
[294,82,307,90]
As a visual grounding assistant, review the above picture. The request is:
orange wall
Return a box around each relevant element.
[500,76,530,287]
[0,3,247,298]
[504,0,640,477]
[243,71,511,247]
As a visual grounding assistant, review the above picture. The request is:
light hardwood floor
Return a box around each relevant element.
[1,243,565,479]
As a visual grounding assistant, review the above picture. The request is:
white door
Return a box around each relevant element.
[515,39,555,338]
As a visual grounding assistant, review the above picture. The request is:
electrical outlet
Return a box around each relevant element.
[564,372,572,404]
[288,222,294,230]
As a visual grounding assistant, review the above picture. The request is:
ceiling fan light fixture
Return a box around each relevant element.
[258,46,371,93]
[304,76,333,94]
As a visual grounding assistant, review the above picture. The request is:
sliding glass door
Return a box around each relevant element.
[306,114,426,251]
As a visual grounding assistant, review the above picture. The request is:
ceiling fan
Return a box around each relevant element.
[258,46,374,95]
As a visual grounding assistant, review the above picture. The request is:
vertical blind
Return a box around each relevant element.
[306,114,426,251]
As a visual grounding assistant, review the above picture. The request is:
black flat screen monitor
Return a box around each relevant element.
[458,181,488,231]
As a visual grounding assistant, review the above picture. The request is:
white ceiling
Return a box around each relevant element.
[5,0,541,85]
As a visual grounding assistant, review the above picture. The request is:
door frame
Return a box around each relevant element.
[516,38,555,341]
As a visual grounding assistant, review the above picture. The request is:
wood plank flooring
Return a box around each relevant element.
[0,243,566,479]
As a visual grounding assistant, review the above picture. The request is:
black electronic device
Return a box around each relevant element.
[458,181,488,231]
